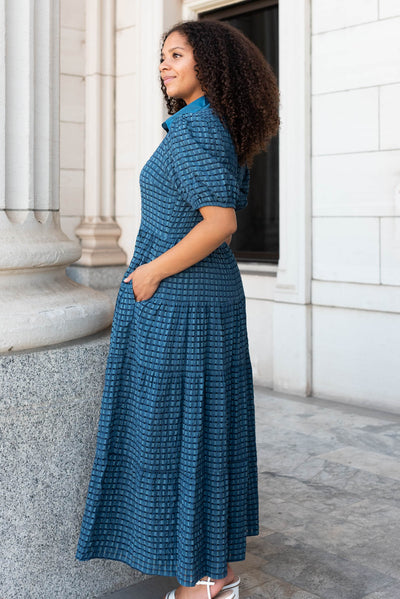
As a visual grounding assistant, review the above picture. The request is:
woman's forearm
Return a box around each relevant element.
[224,233,232,246]
[150,220,234,282]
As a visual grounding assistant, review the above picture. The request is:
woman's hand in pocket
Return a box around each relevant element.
[124,262,162,302]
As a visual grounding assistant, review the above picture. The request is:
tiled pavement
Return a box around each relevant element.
[101,386,400,599]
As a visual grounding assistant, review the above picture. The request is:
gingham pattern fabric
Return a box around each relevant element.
[74,95,259,587]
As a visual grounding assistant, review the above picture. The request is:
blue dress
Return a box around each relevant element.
[75,94,259,587]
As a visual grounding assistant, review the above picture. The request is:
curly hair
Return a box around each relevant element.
[160,19,280,167]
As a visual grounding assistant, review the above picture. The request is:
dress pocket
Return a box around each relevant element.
[135,288,159,306]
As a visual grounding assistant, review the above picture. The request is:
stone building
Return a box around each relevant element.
[0,0,399,597]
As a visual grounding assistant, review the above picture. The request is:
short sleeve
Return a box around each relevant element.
[166,112,247,212]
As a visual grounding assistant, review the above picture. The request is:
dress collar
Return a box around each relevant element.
[162,95,210,132]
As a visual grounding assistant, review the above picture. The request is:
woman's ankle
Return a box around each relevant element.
[224,563,236,583]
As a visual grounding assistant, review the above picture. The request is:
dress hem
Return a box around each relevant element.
[75,530,259,587]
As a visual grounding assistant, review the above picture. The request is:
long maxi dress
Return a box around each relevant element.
[74,94,259,587]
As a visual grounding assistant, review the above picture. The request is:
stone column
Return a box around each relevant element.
[75,0,126,266]
[0,0,113,353]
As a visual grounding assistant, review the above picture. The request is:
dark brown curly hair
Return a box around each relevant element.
[160,19,280,167]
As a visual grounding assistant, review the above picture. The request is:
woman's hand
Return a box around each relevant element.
[125,228,232,302]
[124,262,162,302]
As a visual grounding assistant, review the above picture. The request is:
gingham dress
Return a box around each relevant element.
[74,95,259,586]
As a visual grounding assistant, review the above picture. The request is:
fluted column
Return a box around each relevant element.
[75,0,126,266]
[0,0,113,353]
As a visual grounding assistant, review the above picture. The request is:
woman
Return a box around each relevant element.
[75,18,279,599]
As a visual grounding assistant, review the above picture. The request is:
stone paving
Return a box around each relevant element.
[102,386,400,599]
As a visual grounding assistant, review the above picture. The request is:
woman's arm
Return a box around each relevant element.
[124,206,236,301]
[152,206,236,280]
[223,233,232,246]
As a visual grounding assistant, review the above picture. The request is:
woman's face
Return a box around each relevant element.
[160,31,204,105]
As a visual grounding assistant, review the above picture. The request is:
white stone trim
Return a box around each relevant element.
[182,0,244,20]
[239,262,278,276]
[274,0,311,305]
[75,0,126,266]
[312,279,400,314]
[273,0,311,394]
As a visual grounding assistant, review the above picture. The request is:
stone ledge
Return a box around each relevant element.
[0,328,112,406]
[0,333,146,598]
[67,264,127,290]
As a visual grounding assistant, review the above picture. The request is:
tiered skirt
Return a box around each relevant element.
[75,226,259,586]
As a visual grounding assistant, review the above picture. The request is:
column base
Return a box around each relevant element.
[67,263,127,303]
[75,218,127,266]
[67,264,127,290]
[0,266,114,353]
